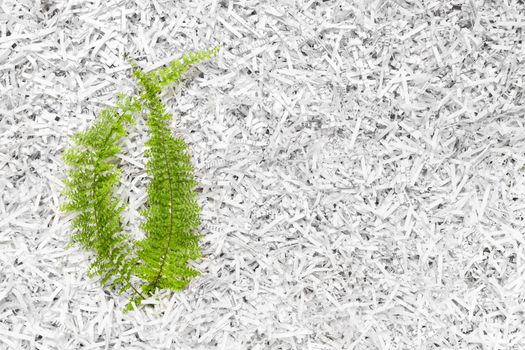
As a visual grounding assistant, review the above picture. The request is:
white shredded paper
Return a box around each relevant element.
[1,0,525,349]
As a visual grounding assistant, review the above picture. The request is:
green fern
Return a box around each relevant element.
[61,94,142,296]
[61,47,220,310]
[130,46,219,306]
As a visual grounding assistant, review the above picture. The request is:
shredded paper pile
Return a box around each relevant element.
[1,0,524,349]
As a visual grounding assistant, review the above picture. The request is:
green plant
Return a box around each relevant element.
[61,47,220,310]
[61,94,141,295]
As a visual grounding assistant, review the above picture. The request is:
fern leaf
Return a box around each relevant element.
[131,48,217,297]
[61,95,140,294]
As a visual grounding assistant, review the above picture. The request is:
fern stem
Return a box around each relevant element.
[128,281,146,300]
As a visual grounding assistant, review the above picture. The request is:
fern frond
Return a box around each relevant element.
[61,95,141,295]
[130,49,217,298]
[153,46,220,89]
